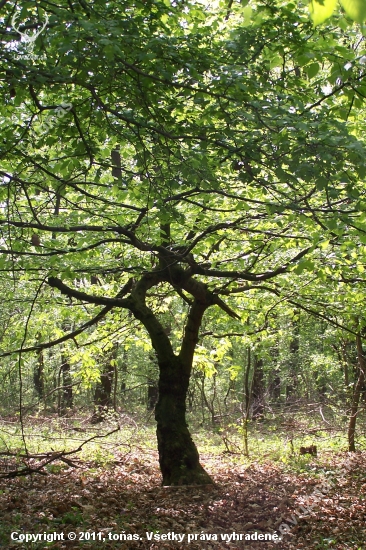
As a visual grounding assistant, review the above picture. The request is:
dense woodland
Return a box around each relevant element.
[0,0,366,548]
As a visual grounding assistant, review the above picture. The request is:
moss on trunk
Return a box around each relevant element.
[155,357,213,486]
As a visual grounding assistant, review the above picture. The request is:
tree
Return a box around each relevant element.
[1,0,366,484]
[348,331,365,451]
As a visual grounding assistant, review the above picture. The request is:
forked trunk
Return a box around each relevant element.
[129,278,215,486]
[155,356,213,486]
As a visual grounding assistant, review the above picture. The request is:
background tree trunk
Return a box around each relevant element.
[33,348,44,401]
[242,347,251,456]
[252,356,265,420]
[286,316,299,400]
[58,355,73,416]
[120,347,127,394]
[348,332,365,452]
[92,355,115,423]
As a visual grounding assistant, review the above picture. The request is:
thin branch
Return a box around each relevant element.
[0,426,120,479]
[193,247,312,281]
[303,71,366,113]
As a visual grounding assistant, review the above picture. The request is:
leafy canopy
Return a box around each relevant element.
[0,0,365,356]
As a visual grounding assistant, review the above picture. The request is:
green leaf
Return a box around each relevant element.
[294,260,316,274]
[306,62,320,79]
[340,0,366,22]
[241,6,253,26]
[309,0,337,25]
[270,55,283,69]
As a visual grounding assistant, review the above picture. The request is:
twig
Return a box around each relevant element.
[319,406,332,425]
[0,426,120,479]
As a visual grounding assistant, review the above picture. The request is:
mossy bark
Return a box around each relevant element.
[155,356,213,486]
[129,276,213,486]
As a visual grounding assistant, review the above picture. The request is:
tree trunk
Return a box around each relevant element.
[155,354,212,485]
[252,356,265,420]
[147,352,159,411]
[200,371,217,426]
[242,347,251,456]
[112,345,118,411]
[268,344,280,400]
[286,316,299,400]
[33,348,45,400]
[223,377,234,412]
[147,382,158,410]
[348,332,365,452]
[340,341,350,389]
[92,355,115,423]
[120,347,127,394]
[58,355,73,415]
[128,277,214,485]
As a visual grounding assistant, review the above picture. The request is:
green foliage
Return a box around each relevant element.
[340,0,366,23]
[309,0,338,25]
[309,0,366,25]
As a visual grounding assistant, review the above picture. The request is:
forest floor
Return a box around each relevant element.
[0,415,365,550]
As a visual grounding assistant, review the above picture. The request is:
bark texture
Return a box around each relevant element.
[155,355,212,485]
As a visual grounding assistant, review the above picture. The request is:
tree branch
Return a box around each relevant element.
[167,269,241,320]
[1,279,134,357]
[179,300,208,365]
[47,276,132,307]
[0,306,111,358]
[192,247,312,281]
